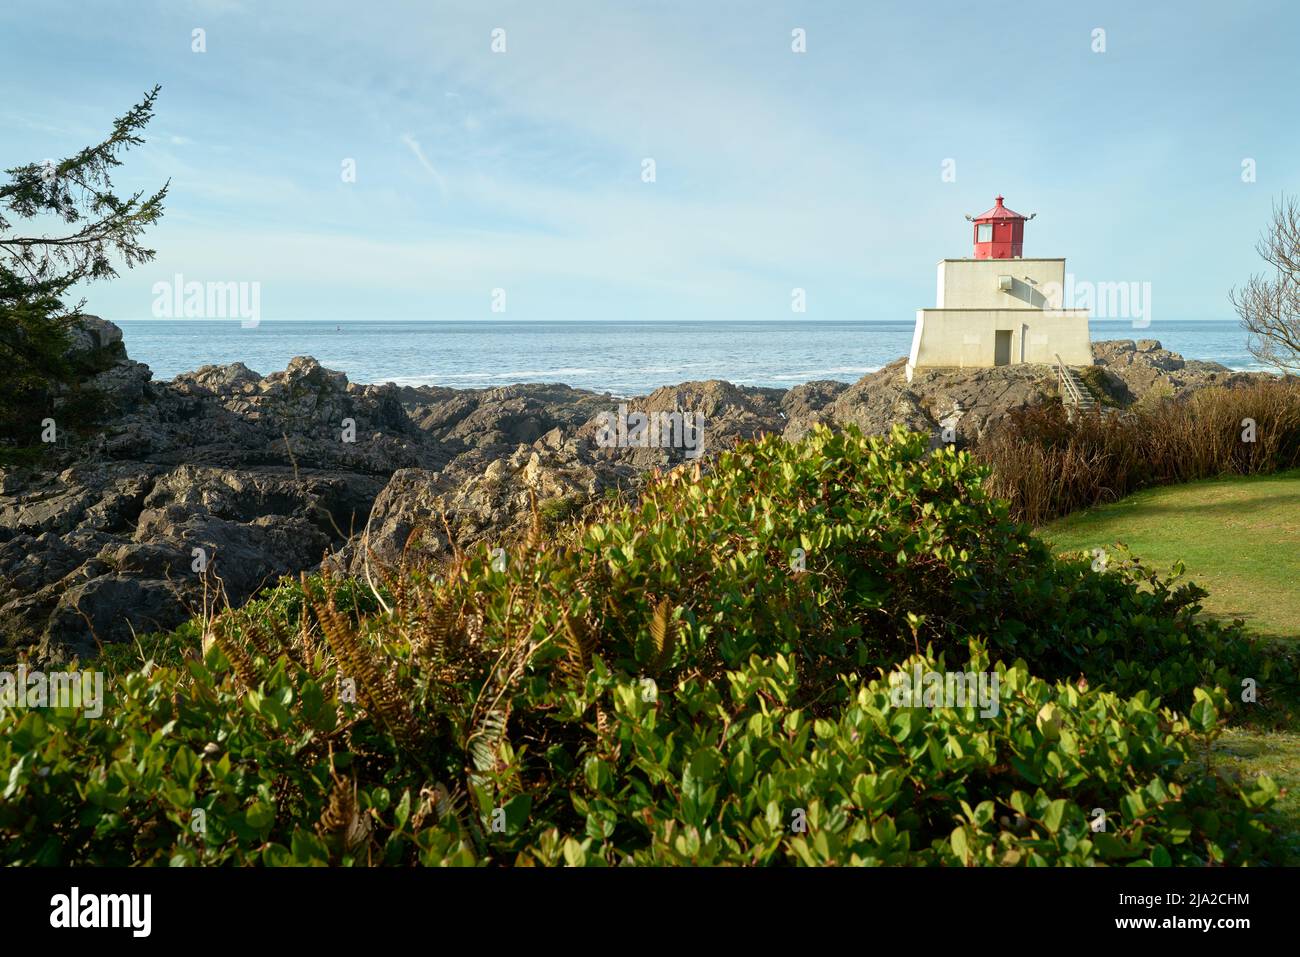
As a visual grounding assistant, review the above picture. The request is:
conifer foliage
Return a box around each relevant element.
[0,87,167,444]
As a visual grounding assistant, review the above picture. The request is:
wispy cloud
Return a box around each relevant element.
[399,133,448,201]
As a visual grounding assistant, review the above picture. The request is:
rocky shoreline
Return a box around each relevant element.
[0,319,1268,663]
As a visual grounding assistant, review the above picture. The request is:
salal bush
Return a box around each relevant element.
[0,643,1275,866]
[0,426,1282,865]
[548,648,1274,866]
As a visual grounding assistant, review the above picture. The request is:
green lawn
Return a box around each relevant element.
[1039,470,1300,641]
[1039,470,1300,862]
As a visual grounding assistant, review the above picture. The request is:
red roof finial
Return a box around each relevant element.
[994,195,1004,206]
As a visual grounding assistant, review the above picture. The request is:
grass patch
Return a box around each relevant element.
[1040,469,1300,642]
[1211,727,1300,865]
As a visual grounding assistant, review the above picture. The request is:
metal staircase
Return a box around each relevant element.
[1056,355,1097,413]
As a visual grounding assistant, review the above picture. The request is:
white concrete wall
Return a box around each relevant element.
[908,313,925,374]
[907,308,1092,380]
[937,258,1066,310]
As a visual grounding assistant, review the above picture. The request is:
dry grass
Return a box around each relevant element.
[978,379,1300,525]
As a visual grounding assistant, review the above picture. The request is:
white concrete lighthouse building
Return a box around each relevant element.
[906,196,1092,382]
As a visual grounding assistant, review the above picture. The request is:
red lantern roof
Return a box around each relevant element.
[971,195,1027,222]
[966,195,1034,259]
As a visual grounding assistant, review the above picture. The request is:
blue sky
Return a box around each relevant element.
[3,0,1298,323]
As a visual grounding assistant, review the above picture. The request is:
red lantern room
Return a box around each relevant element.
[966,195,1035,260]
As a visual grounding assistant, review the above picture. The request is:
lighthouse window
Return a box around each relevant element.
[976,223,993,242]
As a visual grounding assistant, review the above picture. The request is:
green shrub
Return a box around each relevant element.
[0,642,1276,866]
[1075,366,1124,408]
[551,647,1276,866]
[0,426,1283,865]
[538,494,588,534]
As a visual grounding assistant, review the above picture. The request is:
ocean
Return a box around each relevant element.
[113,319,1265,397]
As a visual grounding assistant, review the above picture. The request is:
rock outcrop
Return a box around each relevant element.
[0,320,1277,663]
[1,323,442,661]
[785,359,1058,446]
[1089,339,1260,403]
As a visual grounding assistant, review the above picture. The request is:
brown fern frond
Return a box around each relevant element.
[467,706,509,775]
[393,523,433,613]
[209,618,260,690]
[523,488,543,557]
[311,583,414,743]
[410,589,462,662]
[241,617,276,664]
[649,597,678,672]
[401,521,427,558]
[557,607,593,684]
[464,603,484,646]
[317,775,371,852]
[265,614,310,672]
[317,775,355,835]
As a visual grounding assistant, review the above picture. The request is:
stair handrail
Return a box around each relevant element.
[1055,353,1086,407]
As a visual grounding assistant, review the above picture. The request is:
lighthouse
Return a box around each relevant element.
[905,196,1092,381]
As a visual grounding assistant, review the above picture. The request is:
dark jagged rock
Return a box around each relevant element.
[1,321,437,661]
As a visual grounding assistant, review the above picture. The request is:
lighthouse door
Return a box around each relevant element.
[994,330,1012,366]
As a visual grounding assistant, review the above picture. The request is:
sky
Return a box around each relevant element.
[2,0,1298,324]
